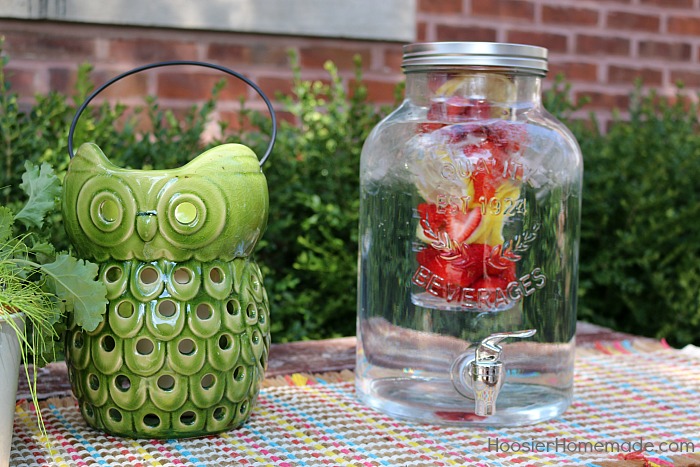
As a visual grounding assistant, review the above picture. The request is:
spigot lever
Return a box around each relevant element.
[476,329,537,363]
[451,329,536,417]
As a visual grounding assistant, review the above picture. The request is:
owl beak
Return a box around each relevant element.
[136,211,158,242]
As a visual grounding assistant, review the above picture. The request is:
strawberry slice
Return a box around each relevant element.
[445,96,491,120]
[416,238,518,302]
[417,203,445,234]
[471,275,512,293]
[471,171,497,201]
[418,203,482,245]
[419,105,447,134]
[454,243,489,281]
[446,207,482,244]
[455,243,515,282]
[485,247,516,276]
[417,247,479,289]
[463,140,508,201]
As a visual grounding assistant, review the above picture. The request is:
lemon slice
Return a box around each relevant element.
[466,182,521,245]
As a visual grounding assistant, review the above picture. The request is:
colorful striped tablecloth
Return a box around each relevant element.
[11,340,700,467]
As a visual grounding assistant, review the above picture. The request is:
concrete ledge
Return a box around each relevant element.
[1,0,416,42]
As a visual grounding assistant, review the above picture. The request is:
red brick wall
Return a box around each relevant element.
[3,0,700,127]
[418,0,700,122]
[0,19,403,129]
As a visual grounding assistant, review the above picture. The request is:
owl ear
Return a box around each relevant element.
[71,143,119,172]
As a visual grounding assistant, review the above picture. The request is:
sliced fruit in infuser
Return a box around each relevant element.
[439,96,493,122]
[488,120,528,155]
[419,73,516,133]
[466,181,521,246]
[472,275,510,292]
[417,203,482,246]
[447,207,482,244]
[457,244,516,285]
[435,73,516,104]
[417,247,481,289]
[412,74,528,308]
[420,103,448,133]
[416,241,518,299]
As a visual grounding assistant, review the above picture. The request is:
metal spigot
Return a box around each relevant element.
[451,329,536,417]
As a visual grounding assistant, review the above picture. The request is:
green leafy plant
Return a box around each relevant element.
[0,160,107,434]
[236,55,389,341]
[575,92,700,346]
[545,82,700,346]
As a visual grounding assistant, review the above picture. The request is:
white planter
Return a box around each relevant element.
[0,314,24,467]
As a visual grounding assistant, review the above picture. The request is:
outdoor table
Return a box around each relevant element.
[11,322,700,466]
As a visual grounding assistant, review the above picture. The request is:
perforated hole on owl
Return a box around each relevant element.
[157,375,175,391]
[209,267,224,284]
[105,266,122,283]
[180,411,196,426]
[101,335,116,352]
[117,301,134,319]
[139,267,159,285]
[158,300,177,318]
[201,374,215,390]
[178,338,196,355]
[136,338,154,355]
[143,414,160,428]
[226,299,240,316]
[213,407,226,421]
[115,375,131,392]
[196,303,213,320]
[218,334,232,350]
[246,304,257,321]
[88,374,99,390]
[109,408,122,422]
[73,332,84,349]
[173,267,192,285]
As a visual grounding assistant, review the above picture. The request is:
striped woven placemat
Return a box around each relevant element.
[11,340,700,467]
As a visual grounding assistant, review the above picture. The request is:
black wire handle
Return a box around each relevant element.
[67,60,277,166]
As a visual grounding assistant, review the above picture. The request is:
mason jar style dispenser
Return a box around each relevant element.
[356,42,582,426]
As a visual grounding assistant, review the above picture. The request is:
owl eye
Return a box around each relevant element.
[167,195,207,234]
[100,201,119,222]
[174,201,198,226]
[76,176,135,247]
[157,181,225,250]
[91,193,124,231]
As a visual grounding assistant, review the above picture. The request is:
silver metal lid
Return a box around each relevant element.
[402,42,548,75]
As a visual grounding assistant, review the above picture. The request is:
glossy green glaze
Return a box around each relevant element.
[63,143,270,438]
[62,143,268,263]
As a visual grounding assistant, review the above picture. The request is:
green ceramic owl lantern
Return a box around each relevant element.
[62,61,276,439]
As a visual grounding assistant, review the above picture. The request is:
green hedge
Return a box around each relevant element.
[2,48,698,346]
[560,88,700,347]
